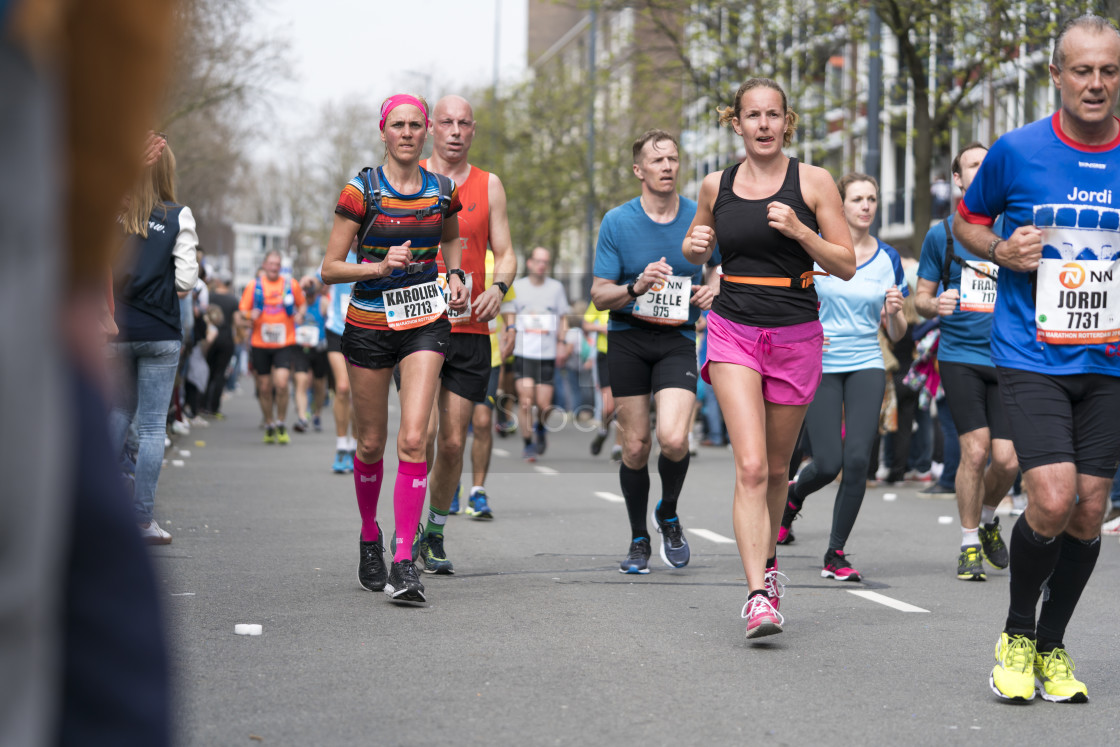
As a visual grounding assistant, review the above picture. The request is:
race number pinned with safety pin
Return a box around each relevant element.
[959,262,999,313]
[1033,203,1120,345]
[437,272,473,327]
[383,281,446,331]
[632,276,691,325]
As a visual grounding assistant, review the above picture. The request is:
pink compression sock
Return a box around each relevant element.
[353,456,384,542]
[392,460,428,563]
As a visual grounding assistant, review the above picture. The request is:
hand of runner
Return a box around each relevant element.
[688,225,715,256]
[883,285,904,315]
[250,308,262,321]
[635,257,673,295]
[767,201,807,242]
[999,226,1043,272]
[446,273,468,312]
[378,241,413,277]
[937,288,959,316]
[822,335,830,350]
[690,283,715,310]
[473,285,502,323]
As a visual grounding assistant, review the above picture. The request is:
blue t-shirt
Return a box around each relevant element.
[593,196,719,340]
[816,240,908,373]
[325,250,357,336]
[916,214,1006,366]
[960,112,1120,376]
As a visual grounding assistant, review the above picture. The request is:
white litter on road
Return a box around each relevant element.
[171,460,185,467]
[848,590,929,613]
[938,516,953,524]
[234,624,263,636]
[594,491,624,503]
[688,528,736,544]
[533,465,558,475]
[883,493,897,501]
[179,450,191,457]
[492,448,510,458]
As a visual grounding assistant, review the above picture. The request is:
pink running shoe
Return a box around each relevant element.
[764,567,789,611]
[742,593,784,639]
[821,549,862,582]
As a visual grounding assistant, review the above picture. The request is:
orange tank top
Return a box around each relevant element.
[424,160,491,335]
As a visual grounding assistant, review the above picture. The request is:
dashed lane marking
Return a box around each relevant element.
[534,465,558,475]
[687,528,736,544]
[847,589,929,613]
[594,491,624,503]
[492,448,510,458]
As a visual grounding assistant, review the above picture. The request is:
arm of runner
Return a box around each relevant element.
[474,173,516,323]
[881,285,907,342]
[440,214,468,311]
[786,164,856,280]
[914,277,956,318]
[683,172,720,265]
[321,214,406,284]
[955,218,1042,273]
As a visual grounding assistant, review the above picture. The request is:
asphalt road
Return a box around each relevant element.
[154,389,1120,746]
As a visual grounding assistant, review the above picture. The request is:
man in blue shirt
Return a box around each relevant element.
[590,129,717,574]
[916,143,1017,583]
[956,14,1120,704]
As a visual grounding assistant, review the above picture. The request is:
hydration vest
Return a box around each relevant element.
[355,166,454,264]
[253,276,295,316]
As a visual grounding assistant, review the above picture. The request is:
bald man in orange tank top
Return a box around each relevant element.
[414,95,517,574]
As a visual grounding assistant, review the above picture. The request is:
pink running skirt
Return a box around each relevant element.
[701,312,823,406]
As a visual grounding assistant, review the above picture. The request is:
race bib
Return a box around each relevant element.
[440,273,473,327]
[959,262,998,313]
[383,281,446,331]
[632,276,691,325]
[260,323,286,345]
[1036,258,1120,344]
[295,325,320,348]
[521,313,556,335]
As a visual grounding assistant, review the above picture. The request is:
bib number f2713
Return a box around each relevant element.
[383,281,447,331]
[632,276,691,325]
[1036,258,1120,344]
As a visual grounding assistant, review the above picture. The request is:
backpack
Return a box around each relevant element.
[252,276,295,316]
[355,166,454,260]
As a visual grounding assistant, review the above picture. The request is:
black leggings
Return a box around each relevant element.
[792,368,885,552]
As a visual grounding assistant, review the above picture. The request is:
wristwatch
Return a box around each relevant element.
[446,268,467,285]
[625,279,640,298]
[493,281,509,297]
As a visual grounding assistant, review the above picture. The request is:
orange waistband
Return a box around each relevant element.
[722,270,828,289]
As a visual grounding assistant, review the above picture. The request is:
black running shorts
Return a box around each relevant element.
[291,347,329,378]
[595,353,611,390]
[440,332,491,404]
[997,368,1120,478]
[512,355,556,385]
[341,317,451,370]
[326,330,343,355]
[607,327,697,398]
[939,361,1011,439]
[250,345,294,375]
[482,365,500,408]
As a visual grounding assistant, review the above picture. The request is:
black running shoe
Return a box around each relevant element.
[590,429,608,456]
[619,538,651,574]
[957,544,986,581]
[652,507,690,568]
[979,518,1009,569]
[357,524,387,591]
[777,481,801,545]
[534,423,547,455]
[384,560,426,604]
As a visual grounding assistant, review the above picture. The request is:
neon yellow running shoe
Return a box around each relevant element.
[1035,648,1088,703]
[990,633,1036,702]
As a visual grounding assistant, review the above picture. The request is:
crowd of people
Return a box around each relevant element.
[45,13,1120,733]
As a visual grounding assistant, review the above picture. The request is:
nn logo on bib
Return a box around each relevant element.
[1059,263,1086,289]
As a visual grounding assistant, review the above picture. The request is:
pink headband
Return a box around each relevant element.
[379,95,428,131]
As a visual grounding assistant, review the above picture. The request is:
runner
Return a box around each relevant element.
[325,244,358,473]
[321,93,468,605]
[778,173,908,584]
[238,250,307,444]
[955,14,1120,702]
[591,129,717,574]
[915,142,1017,581]
[683,78,856,639]
[416,94,516,574]
[292,275,329,433]
[504,247,570,461]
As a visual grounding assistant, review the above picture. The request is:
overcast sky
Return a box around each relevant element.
[261,0,529,118]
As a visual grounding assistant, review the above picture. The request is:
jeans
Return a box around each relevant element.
[109,339,181,522]
[936,395,960,487]
[1111,466,1120,509]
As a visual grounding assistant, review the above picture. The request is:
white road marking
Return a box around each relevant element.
[492,448,510,458]
[594,491,624,503]
[688,528,736,544]
[847,590,929,613]
[170,592,196,597]
[534,465,558,475]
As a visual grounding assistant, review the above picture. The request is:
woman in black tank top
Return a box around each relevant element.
[682,78,856,640]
